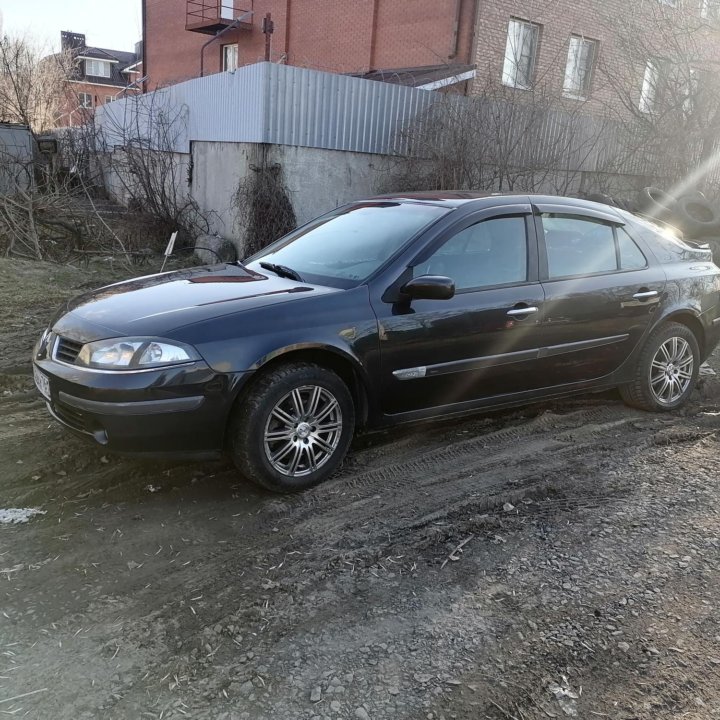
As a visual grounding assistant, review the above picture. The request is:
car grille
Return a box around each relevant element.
[54,336,84,364]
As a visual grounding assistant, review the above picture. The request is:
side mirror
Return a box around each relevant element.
[401,275,455,301]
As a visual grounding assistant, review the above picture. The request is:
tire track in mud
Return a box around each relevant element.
[284,412,645,552]
[0,395,702,720]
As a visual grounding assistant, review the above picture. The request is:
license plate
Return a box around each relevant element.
[33,366,50,401]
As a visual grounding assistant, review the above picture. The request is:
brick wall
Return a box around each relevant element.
[144,0,720,116]
[471,0,720,112]
[58,82,139,127]
[144,0,478,89]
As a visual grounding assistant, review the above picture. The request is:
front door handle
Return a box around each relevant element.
[507,306,539,317]
[633,290,659,300]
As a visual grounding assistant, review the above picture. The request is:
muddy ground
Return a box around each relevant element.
[2,257,720,720]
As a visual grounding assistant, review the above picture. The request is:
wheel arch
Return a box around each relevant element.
[235,344,372,429]
[657,310,706,358]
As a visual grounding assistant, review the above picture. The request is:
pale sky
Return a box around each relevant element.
[0,0,142,53]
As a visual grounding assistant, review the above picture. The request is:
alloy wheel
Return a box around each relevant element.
[649,336,694,406]
[263,385,343,477]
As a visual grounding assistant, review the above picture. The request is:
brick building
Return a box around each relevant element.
[143,0,478,89]
[469,0,720,113]
[142,0,720,116]
[57,31,142,127]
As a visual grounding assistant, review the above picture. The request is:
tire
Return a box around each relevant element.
[585,192,614,207]
[678,190,706,202]
[619,322,700,412]
[641,186,679,222]
[674,196,720,239]
[229,362,355,493]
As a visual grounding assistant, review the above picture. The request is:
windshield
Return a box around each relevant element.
[245,202,451,288]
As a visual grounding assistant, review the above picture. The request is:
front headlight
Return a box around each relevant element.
[75,338,201,370]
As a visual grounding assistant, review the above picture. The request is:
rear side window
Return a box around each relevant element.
[543,214,616,278]
[617,227,647,269]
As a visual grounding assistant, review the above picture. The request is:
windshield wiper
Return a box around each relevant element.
[259,261,304,282]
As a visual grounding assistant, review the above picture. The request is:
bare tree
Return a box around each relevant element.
[383,74,612,197]
[0,35,71,136]
[596,2,720,189]
[94,90,213,241]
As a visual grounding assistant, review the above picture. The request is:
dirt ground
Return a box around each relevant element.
[2,257,720,720]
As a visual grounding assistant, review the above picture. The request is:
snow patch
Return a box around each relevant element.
[0,508,47,525]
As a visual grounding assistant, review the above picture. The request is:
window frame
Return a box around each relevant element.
[701,0,720,19]
[78,92,93,109]
[639,58,667,114]
[502,18,541,91]
[222,43,239,72]
[562,34,598,100]
[409,208,539,294]
[85,59,112,78]
[535,210,649,282]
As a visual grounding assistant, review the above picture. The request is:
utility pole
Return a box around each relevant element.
[262,13,274,62]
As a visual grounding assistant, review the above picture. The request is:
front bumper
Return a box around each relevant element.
[33,357,250,458]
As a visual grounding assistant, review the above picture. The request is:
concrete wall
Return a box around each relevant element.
[190,141,385,250]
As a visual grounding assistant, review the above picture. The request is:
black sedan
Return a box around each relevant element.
[33,193,720,492]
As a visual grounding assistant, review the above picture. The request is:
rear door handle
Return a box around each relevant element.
[507,306,539,317]
[633,290,659,299]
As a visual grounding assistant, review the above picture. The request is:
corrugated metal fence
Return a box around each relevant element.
[96,62,435,155]
[95,61,720,185]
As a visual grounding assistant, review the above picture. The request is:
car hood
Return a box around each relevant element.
[52,264,339,341]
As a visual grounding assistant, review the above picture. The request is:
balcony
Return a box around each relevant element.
[186,1,253,34]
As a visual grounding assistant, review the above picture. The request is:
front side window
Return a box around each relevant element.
[247,202,451,288]
[223,44,239,71]
[85,59,112,78]
[78,92,93,109]
[543,214,617,278]
[416,216,528,291]
[502,19,540,90]
[563,35,597,99]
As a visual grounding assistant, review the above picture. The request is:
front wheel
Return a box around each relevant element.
[619,322,700,412]
[229,363,355,493]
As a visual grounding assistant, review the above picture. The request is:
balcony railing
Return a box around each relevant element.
[186,1,252,34]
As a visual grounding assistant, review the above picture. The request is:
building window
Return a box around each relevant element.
[105,95,113,104]
[222,44,239,71]
[502,19,540,90]
[681,67,699,114]
[639,60,663,113]
[563,35,597,99]
[78,92,93,109]
[85,59,111,78]
[701,0,720,19]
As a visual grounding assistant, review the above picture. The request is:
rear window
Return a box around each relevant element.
[246,202,451,288]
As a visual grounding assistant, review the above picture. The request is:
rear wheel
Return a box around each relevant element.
[230,362,355,493]
[619,322,700,412]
